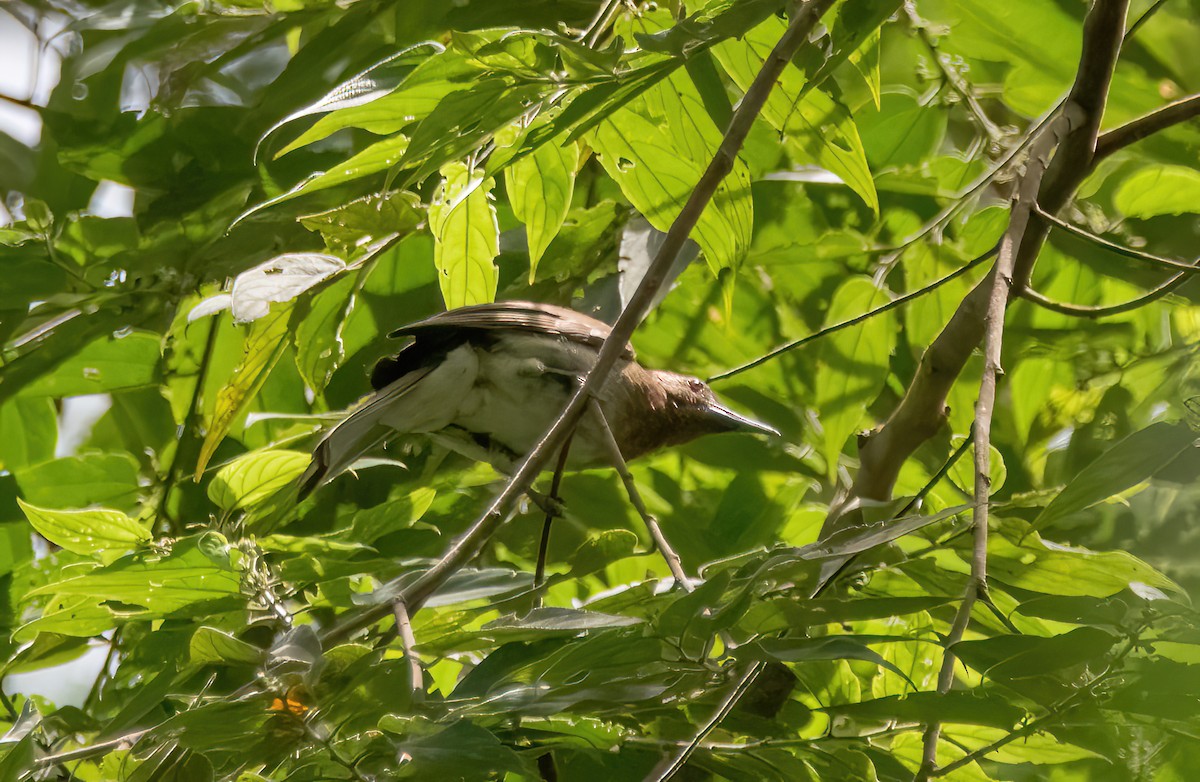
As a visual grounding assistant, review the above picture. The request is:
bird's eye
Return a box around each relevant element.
[687,378,705,392]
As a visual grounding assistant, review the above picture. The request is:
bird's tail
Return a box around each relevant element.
[298,408,390,500]
[298,366,435,499]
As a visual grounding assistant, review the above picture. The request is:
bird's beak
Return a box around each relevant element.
[706,402,780,437]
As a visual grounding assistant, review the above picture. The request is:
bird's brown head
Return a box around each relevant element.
[618,370,779,459]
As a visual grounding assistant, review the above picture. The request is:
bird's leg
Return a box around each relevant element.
[587,399,694,592]
[533,435,574,606]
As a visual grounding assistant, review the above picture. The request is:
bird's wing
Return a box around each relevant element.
[387,301,635,359]
[299,345,478,497]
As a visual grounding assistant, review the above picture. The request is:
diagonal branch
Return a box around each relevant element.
[915,100,1074,782]
[322,0,840,643]
[709,245,996,383]
[824,0,1133,539]
[910,1,1132,778]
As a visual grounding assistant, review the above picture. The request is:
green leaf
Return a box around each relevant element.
[943,724,1102,765]
[712,16,878,213]
[823,691,1024,728]
[15,452,143,512]
[344,487,437,543]
[857,90,948,168]
[208,449,310,512]
[482,608,643,634]
[989,523,1180,598]
[194,306,292,479]
[815,277,894,476]
[951,627,1116,681]
[275,48,477,156]
[1033,422,1196,531]
[18,499,151,557]
[0,396,56,471]
[748,636,919,690]
[1114,165,1200,217]
[568,529,640,578]
[383,721,530,779]
[394,78,545,189]
[24,533,242,616]
[188,627,262,667]
[429,162,499,308]
[299,191,423,258]
[589,71,753,277]
[19,331,162,398]
[263,42,443,156]
[242,135,412,221]
[947,435,1007,496]
[504,137,578,281]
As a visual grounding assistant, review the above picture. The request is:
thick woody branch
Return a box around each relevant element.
[323,0,839,643]
[827,0,1132,537]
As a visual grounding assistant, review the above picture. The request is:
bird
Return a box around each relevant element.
[299,300,777,497]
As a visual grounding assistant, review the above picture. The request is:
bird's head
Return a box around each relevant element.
[647,371,779,444]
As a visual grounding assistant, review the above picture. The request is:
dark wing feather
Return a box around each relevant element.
[387,301,634,359]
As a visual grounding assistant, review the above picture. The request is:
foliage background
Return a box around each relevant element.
[0,0,1199,779]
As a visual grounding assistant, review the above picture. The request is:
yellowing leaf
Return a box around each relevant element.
[194,306,291,479]
[713,16,878,214]
[18,499,151,558]
[208,449,311,512]
[429,162,499,308]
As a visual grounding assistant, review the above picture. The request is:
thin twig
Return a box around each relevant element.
[646,663,766,782]
[1035,206,1200,275]
[82,630,122,711]
[1094,92,1200,161]
[915,1,1131,777]
[1021,269,1192,318]
[589,400,693,590]
[31,729,151,769]
[534,436,575,597]
[156,318,221,536]
[710,245,996,383]
[320,0,840,644]
[905,4,1003,142]
[391,599,423,702]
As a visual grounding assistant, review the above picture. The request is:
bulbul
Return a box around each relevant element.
[299,301,776,497]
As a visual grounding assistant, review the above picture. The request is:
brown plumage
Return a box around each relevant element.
[299,301,776,497]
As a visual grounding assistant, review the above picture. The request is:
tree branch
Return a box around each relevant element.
[915,90,1069,782]
[826,0,1132,538]
[905,1,1133,777]
[1094,92,1200,161]
[321,0,840,643]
